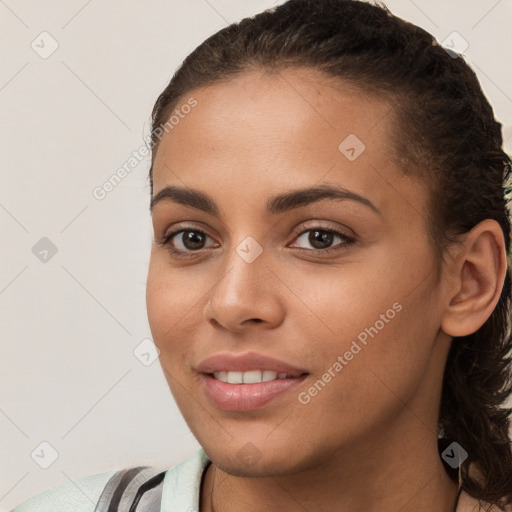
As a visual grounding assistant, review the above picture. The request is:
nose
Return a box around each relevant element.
[204,243,285,333]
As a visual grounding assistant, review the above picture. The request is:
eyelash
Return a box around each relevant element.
[156,225,356,258]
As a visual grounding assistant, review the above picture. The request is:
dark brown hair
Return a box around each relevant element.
[147,0,512,508]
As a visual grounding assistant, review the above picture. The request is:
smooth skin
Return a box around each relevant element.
[146,67,507,511]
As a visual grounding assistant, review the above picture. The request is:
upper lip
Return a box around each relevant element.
[197,351,308,377]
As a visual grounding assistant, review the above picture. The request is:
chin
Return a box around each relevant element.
[209,450,296,478]
[202,436,320,479]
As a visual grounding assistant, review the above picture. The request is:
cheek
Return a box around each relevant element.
[288,254,440,405]
[315,288,440,424]
[146,257,212,385]
[146,258,201,339]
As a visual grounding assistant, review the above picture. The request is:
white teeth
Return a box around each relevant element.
[212,370,293,383]
[262,370,278,382]
[242,370,263,384]
[227,371,243,384]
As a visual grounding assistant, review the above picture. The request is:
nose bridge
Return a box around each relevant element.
[206,232,284,328]
[234,234,265,265]
[213,233,268,302]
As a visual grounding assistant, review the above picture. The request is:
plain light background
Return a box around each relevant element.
[1,0,511,509]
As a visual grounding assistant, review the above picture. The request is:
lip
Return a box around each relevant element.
[197,351,307,376]
[196,351,309,411]
[199,373,308,411]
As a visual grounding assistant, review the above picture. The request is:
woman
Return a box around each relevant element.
[11,0,512,510]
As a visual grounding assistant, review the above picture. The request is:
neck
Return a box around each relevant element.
[200,417,460,512]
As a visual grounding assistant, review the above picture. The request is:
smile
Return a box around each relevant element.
[200,372,308,411]
[212,370,295,383]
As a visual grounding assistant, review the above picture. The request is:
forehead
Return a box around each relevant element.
[151,67,424,218]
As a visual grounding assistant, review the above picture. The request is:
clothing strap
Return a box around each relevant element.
[94,466,166,512]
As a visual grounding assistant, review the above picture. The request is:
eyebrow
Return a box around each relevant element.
[149,183,381,217]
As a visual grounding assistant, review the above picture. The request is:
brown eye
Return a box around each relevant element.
[177,230,207,250]
[291,227,356,254]
[307,230,335,250]
[157,227,218,257]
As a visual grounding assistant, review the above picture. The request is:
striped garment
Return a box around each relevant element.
[10,448,211,512]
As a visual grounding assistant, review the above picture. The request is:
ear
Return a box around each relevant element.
[440,219,508,337]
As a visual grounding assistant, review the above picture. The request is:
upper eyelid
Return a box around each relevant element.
[161,221,353,238]
[161,223,355,248]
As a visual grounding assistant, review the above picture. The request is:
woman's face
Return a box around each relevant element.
[146,67,452,476]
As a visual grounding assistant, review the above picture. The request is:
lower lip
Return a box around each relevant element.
[200,373,308,411]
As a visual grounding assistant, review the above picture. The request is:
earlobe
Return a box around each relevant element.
[440,219,508,338]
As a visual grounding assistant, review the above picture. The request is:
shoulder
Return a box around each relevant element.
[9,449,210,512]
[9,470,118,512]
